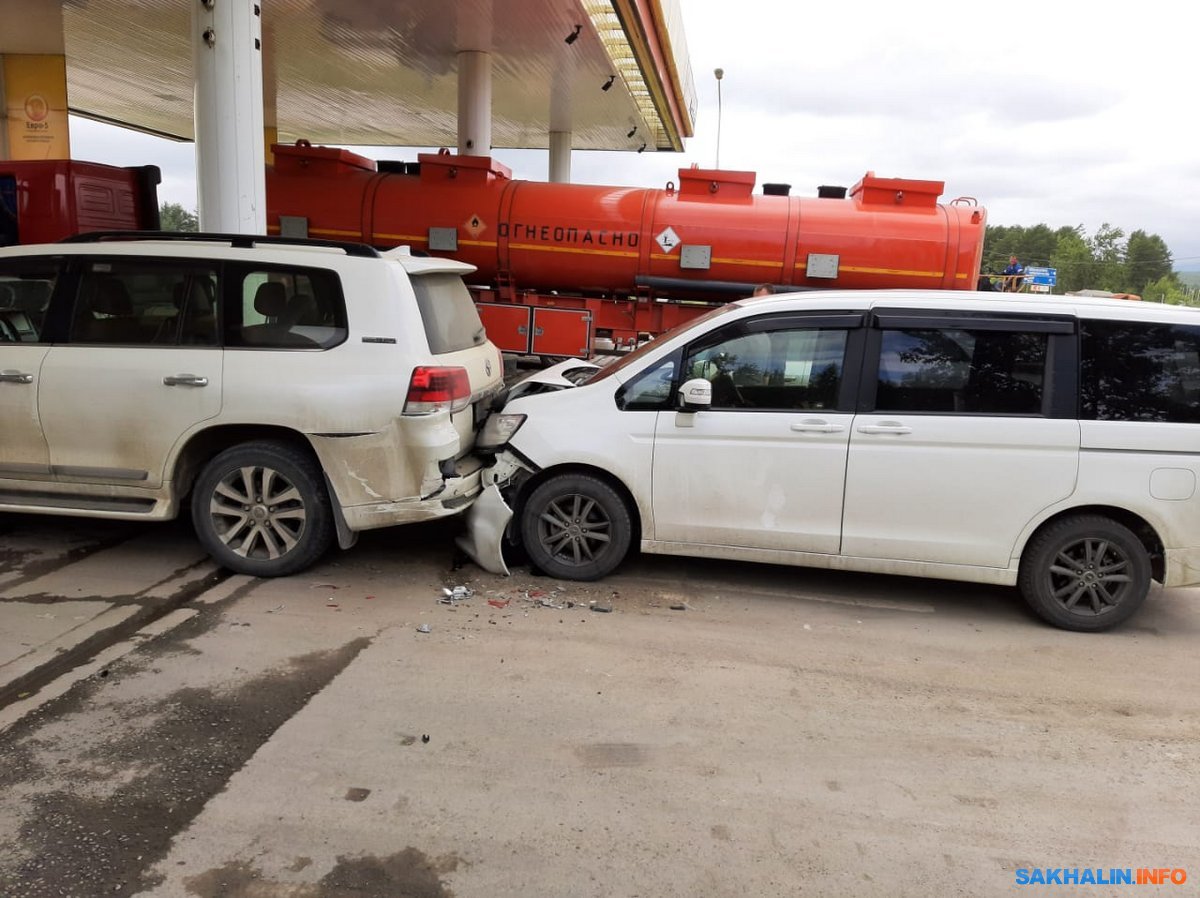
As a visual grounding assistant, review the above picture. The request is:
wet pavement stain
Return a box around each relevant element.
[0,639,372,898]
[0,522,142,592]
[183,849,461,898]
[319,849,461,898]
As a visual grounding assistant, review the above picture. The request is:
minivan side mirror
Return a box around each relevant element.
[677,378,712,412]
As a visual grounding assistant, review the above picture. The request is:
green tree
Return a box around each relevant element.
[159,202,198,232]
[1124,230,1174,293]
[1049,227,1093,294]
[1142,275,1192,306]
[1088,223,1125,291]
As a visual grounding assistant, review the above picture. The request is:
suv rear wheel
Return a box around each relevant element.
[1018,514,1151,632]
[192,440,334,577]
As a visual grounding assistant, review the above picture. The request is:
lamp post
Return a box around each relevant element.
[714,67,724,170]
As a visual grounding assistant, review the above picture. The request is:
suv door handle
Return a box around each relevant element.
[0,370,34,384]
[790,419,844,433]
[163,374,209,387]
[857,422,912,435]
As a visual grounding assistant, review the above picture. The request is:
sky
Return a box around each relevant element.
[70,0,1200,271]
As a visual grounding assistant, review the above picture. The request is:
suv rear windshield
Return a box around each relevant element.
[410,272,486,354]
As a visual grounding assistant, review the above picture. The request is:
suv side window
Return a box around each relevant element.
[0,257,59,343]
[684,324,850,411]
[227,265,347,350]
[874,328,1048,414]
[68,259,219,346]
[1082,319,1200,422]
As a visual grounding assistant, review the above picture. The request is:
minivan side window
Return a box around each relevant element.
[227,265,347,349]
[684,325,849,411]
[0,257,58,343]
[68,259,219,346]
[1081,319,1200,423]
[874,328,1047,414]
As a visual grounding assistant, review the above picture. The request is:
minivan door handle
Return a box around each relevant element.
[790,419,844,434]
[163,374,209,387]
[0,370,34,384]
[857,421,912,435]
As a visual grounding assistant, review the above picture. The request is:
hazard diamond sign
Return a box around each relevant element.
[655,226,681,253]
[464,214,486,239]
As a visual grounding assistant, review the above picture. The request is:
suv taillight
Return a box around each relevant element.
[404,366,471,415]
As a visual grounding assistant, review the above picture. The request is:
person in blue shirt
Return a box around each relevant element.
[1002,255,1025,292]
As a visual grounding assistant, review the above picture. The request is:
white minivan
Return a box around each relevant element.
[469,291,1200,631]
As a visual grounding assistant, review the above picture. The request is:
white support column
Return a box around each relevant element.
[548,131,572,183]
[456,50,491,156]
[548,51,573,183]
[193,0,266,234]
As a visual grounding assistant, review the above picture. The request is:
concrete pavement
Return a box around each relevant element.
[0,516,224,717]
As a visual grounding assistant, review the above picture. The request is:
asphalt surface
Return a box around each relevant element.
[0,512,1198,897]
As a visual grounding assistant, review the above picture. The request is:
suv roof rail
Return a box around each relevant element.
[61,230,381,258]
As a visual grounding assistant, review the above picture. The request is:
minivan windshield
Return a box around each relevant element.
[410,272,487,354]
[585,303,739,385]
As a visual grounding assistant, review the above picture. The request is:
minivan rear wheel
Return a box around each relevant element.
[1018,515,1150,632]
[520,473,632,580]
[192,440,334,577]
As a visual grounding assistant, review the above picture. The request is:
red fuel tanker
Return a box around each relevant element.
[266,141,987,356]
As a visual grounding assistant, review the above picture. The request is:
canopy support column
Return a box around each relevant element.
[457,50,492,157]
[193,0,265,234]
[549,131,572,183]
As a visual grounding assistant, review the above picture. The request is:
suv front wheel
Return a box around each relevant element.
[192,440,334,577]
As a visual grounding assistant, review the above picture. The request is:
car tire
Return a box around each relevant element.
[520,473,633,581]
[191,440,334,577]
[1017,514,1151,632]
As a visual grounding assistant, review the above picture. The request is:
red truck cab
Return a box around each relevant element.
[0,160,160,246]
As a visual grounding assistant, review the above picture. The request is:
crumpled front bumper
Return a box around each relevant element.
[455,452,529,576]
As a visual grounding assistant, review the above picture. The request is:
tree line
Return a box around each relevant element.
[982,223,1193,304]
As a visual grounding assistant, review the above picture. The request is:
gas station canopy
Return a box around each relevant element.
[62,0,696,152]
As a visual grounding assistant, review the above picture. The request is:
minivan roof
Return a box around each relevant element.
[733,289,1200,323]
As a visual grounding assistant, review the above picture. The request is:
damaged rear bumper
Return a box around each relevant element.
[310,415,487,534]
[340,456,485,531]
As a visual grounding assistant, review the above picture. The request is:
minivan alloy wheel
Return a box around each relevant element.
[1046,536,1133,616]
[536,493,613,565]
[1018,514,1151,632]
[520,473,633,580]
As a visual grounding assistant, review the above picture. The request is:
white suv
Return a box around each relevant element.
[0,233,504,576]
[470,290,1200,632]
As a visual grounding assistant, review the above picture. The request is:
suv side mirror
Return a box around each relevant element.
[677,377,712,412]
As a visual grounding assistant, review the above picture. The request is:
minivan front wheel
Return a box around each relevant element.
[192,441,334,577]
[520,473,632,580]
[1018,515,1151,632]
